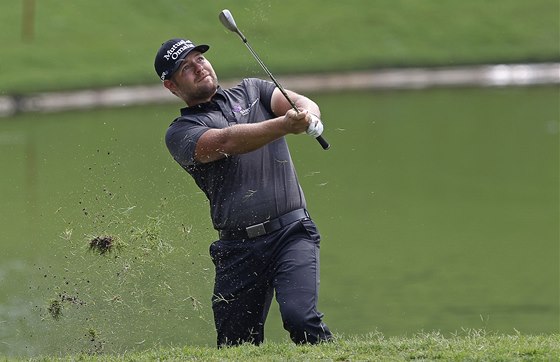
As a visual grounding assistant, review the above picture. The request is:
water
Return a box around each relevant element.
[0,86,558,356]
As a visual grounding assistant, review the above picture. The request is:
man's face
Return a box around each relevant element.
[166,51,218,105]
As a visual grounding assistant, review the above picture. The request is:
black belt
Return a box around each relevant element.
[219,208,309,240]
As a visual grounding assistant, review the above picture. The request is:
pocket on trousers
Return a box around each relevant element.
[298,219,321,244]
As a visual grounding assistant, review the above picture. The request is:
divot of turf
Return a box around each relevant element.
[47,299,63,320]
[88,235,125,255]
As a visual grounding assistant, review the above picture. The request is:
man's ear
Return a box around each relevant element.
[163,79,178,96]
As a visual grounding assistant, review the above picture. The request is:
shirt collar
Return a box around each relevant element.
[180,86,226,116]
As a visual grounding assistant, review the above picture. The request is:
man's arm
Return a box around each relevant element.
[193,109,304,164]
[270,88,321,119]
[194,88,319,164]
[194,88,320,164]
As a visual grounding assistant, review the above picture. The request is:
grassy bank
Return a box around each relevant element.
[23,332,559,361]
[2,0,559,93]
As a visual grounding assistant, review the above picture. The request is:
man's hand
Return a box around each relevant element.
[306,113,324,138]
[283,109,324,137]
[283,109,311,134]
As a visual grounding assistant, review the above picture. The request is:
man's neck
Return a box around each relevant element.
[185,88,219,107]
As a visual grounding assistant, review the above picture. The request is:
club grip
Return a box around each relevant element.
[316,135,330,150]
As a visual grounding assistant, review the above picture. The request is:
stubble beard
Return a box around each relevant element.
[187,73,218,105]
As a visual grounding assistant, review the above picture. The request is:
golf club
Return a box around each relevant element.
[219,9,330,150]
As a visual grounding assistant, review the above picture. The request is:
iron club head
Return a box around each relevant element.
[219,9,246,41]
[219,9,237,32]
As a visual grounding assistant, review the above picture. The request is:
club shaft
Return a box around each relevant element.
[241,39,330,150]
[243,41,298,111]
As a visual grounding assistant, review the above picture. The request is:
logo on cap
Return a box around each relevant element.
[164,39,194,61]
[156,38,209,81]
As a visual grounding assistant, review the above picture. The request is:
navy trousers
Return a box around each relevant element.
[209,218,332,347]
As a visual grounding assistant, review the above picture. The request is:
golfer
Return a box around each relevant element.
[154,38,332,347]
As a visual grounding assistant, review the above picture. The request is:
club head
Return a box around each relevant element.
[219,9,238,32]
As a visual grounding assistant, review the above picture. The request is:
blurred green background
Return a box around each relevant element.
[0,0,559,357]
[1,0,559,93]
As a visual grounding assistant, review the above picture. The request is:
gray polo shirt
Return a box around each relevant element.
[165,78,306,231]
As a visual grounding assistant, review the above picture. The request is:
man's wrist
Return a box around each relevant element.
[310,113,321,121]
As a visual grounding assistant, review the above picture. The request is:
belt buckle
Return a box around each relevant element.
[246,222,267,238]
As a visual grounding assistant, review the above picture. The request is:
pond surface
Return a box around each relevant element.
[0,86,558,356]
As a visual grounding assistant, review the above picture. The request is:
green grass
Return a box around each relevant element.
[1,0,559,93]
[22,332,560,361]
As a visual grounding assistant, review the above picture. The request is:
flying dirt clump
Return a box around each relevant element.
[88,235,122,255]
[47,299,63,320]
[46,293,86,320]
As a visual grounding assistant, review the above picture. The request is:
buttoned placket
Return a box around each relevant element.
[212,96,237,125]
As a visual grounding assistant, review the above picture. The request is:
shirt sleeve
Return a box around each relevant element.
[244,78,276,115]
[165,117,209,167]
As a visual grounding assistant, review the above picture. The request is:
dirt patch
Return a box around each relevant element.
[88,235,122,255]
